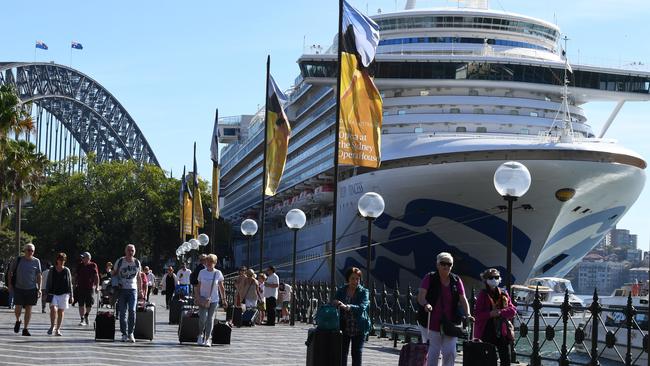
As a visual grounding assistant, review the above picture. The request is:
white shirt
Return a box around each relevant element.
[146,272,155,287]
[264,273,279,299]
[198,268,224,303]
[177,269,192,285]
[279,283,292,302]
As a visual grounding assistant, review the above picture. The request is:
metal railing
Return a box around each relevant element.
[223,278,648,365]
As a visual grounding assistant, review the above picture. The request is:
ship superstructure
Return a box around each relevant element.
[218,0,649,287]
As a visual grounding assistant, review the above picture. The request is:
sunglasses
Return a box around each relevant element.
[438,262,452,267]
[487,276,500,280]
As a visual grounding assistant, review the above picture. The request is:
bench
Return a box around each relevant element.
[380,323,422,347]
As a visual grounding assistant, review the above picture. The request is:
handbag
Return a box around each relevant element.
[440,294,467,338]
[197,271,217,308]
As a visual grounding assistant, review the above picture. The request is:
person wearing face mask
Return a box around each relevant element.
[473,268,517,366]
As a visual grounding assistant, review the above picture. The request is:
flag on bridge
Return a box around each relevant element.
[210,109,220,219]
[264,73,291,196]
[338,0,382,168]
[71,41,83,50]
[35,40,48,50]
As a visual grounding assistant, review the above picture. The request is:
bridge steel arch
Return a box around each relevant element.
[0,62,159,166]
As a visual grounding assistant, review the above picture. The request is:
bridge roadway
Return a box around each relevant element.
[0,293,405,365]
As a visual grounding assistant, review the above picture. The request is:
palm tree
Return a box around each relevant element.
[5,140,47,254]
[0,84,34,228]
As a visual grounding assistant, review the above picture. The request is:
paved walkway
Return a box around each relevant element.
[0,293,404,365]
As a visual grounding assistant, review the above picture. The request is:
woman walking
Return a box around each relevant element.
[196,254,227,347]
[333,267,371,366]
[241,269,260,310]
[417,252,474,366]
[46,253,74,336]
[473,268,517,366]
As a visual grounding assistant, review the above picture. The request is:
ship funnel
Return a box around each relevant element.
[404,0,417,10]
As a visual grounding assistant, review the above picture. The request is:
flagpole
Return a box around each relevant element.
[181,166,186,241]
[259,55,270,273]
[211,108,218,256]
[191,142,197,240]
[329,0,345,295]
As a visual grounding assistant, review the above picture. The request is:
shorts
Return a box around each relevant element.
[257,299,266,312]
[76,288,95,307]
[282,301,290,310]
[50,294,70,309]
[14,288,38,306]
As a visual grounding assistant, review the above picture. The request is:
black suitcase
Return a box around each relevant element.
[0,287,9,307]
[134,303,155,340]
[211,320,232,345]
[306,328,342,366]
[169,296,187,324]
[94,311,116,341]
[462,340,498,366]
[227,305,243,327]
[178,307,200,344]
[242,308,258,326]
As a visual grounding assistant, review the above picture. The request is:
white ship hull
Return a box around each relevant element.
[234,143,645,288]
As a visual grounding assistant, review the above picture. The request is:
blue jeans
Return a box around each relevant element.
[117,289,136,336]
[198,302,219,340]
[341,334,365,366]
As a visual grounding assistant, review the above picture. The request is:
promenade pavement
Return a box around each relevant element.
[0,293,404,366]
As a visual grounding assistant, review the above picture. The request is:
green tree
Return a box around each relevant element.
[5,140,47,255]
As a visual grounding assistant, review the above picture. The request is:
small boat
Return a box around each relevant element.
[513,277,584,318]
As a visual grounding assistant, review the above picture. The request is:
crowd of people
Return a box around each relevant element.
[3,244,515,365]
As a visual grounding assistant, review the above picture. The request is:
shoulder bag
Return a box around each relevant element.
[197,271,217,308]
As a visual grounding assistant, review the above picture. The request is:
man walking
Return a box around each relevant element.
[144,266,155,302]
[176,263,191,297]
[264,266,279,326]
[76,252,100,326]
[8,243,42,336]
[112,244,142,343]
[161,266,178,309]
[190,254,207,299]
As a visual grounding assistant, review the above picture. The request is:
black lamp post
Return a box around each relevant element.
[493,161,531,295]
[357,192,385,286]
[285,208,306,326]
[241,219,258,267]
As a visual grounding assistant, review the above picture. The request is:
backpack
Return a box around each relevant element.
[10,256,22,287]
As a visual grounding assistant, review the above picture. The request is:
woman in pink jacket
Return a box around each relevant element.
[473,268,517,366]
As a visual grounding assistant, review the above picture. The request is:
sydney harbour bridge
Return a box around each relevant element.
[0,62,159,168]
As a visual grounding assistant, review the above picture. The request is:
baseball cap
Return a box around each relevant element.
[81,252,91,260]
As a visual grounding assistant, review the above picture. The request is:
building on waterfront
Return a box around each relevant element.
[609,226,638,249]
[575,260,625,295]
[628,267,650,284]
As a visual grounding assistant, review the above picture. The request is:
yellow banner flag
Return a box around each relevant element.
[193,187,204,237]
[183,191,193,235]
[264,74,291,196]
[338,0,382,168]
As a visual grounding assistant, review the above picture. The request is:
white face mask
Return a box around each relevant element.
[486,278,500,288]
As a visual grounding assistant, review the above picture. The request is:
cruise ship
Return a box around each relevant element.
[217,0,649,288]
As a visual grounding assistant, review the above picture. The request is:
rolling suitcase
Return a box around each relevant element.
[462,340,498,366]
[227,305,243,327]
[306,328,342,366]
[399,310,429,366]
[94,311,116,341]
[178,306,200,344]
[169,296,187,324]
[211,320,232,345]
[241,308,258,326]
[134,303,155,340]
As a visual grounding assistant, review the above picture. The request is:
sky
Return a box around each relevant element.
[1,0,649,251]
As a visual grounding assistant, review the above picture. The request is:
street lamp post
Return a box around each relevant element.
[240,219,258,267]
[493,161,531,295]
[357,192,385,287]
[285,208,306,326]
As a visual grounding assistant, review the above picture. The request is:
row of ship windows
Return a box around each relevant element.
[300,61,650,94]
[375,16,559,41]
[378,37,549,52]
[382,125,591,137]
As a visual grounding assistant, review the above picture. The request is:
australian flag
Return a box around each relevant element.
[35,40,48,50]
[71,41,83,50]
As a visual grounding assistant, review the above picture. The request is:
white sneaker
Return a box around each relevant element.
[203,339,211,347]
[128,334,136,343]
[197,335,204,346]
[78,320,85,326]
[121,334,128,342]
